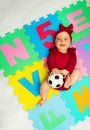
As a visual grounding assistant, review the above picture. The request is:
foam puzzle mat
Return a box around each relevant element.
[0,0,90,129]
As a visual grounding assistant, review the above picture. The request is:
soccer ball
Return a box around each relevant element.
[48,73,64,89]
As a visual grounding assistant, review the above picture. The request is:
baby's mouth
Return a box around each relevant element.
[60,44,66,47]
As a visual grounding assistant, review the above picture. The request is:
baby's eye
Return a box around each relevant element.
[64,38,68,40]
[57,38,61,41]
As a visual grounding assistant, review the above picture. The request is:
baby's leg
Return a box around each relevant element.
[70,68,81,85]
[64,68,81,88]
[38,79,51,106]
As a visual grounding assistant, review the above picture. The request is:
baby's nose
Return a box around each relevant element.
[61,39,64,42]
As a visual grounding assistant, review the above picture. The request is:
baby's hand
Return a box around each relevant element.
[50,68,60,75]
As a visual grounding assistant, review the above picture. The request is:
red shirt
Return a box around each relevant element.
[47,47,77,73]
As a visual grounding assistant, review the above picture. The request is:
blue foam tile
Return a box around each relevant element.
[28,94,76,130]
[24,13,62,59]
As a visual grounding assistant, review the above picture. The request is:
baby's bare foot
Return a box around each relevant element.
[38,98,46,106]
[64,75,72,88]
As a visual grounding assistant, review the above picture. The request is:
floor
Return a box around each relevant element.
[0,0,90,130]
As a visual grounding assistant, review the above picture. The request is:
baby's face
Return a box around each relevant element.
[55,31,71,53]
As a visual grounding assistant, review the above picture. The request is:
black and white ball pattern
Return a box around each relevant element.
[48,73,64,89]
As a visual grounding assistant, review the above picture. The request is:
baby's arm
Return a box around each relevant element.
[47,48,56,72]
[65,48,77,73]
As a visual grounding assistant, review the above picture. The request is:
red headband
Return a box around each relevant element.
[54,24,73,42]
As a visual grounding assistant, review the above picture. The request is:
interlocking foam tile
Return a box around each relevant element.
[8,60,59,110]
[0,28,39,76]
[76,50,88,79]
[56,0,90,42]
[74,34,90,73]
[60,75,90,123]
[24,14,61,59]
[28,94,76,130]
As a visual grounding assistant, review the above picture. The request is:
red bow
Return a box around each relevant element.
[59,24,73,34]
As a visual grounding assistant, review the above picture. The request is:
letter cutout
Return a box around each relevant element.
[73,86,90,112]
[36,21,56,48]
[0,38,29,66]
[39,110,66,130]
[67,9,90,32]
[83,43,90,51]
[18,70,40,96]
